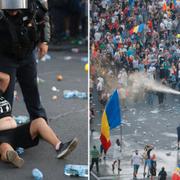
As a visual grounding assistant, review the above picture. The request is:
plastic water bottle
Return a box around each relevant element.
[81,57,88,63]
[63,90,75,99]
[32,168,43,180]
[14,115,29,124]
[16,147,24,155]
[76,92,87,99]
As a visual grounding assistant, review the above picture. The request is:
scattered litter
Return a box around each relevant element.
[143,131,146,135]
[161,132,177,138]
[121,121,131,127]
[16,147,24,155]
[129,108,136,112]
[150,109,159,114]
[51,86,60,92]
[37,77,45,84]
[81,57,88,62]
[63,90,87,99]
[144,139,149,142]
[56,74,63,81]
[52,95,58,100]
[14,115,29,124]
[137,141,144,145]
[72,48,79,53]
[137,117,146,122]
[64,164,88,177]
[155,139,159,142]
[64,56,72,61]
[163,108,173,112]
[32,168,43,180]
[174,99,179,102]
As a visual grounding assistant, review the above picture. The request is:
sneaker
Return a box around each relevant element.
[6,150,24,168]
[56,137,79,158]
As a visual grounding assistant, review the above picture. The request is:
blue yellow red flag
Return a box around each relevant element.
[100,90,122,152]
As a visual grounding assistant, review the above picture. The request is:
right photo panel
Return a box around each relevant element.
[90,0,180,179]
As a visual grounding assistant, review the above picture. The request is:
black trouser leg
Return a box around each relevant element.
[16,60,47,121]
[3,69,16,106]
[95,158,99,173]
[90,159,95,171]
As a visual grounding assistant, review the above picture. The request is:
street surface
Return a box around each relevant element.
[0,46,88,180]
[90,88,180,180]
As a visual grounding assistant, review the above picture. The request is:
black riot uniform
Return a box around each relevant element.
[0,0,50,121]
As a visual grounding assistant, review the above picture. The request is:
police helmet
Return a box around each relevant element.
[0,0,28,9]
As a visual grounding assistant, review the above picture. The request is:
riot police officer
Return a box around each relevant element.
[0,0,50,121]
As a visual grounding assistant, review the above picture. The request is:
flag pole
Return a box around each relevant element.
[120,125,122,152]
[118,89,123,152]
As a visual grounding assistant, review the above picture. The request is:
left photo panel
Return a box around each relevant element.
[0,0,88,179]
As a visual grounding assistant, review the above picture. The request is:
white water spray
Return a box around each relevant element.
[127,72,180,96]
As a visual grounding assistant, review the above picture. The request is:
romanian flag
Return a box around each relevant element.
[133,25,139,33]
[138,24,145,33]
[129,24,145,35]
[100,90,122,152]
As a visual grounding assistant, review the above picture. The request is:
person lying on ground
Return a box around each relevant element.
[0,76,78,168]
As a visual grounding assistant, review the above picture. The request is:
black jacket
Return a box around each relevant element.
[0,0,50,59]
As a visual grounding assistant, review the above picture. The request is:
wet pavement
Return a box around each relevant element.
[90,89,180,180]
[0,48,88,180]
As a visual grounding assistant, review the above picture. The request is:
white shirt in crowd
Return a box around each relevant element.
[97,77,104,85]
[94,31,102,42]
[97,81,103,92]
[113,143,122,160]
[131,153,142,165]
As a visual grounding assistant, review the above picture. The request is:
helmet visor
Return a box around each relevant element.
[0,0,28,9]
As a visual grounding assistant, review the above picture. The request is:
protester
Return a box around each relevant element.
[100,144,106,161]
[150,154,157,180]
[90,145,100,174]
[112,139,122,175]
[131,150,142,179]
[172,165,180,180]
[158,167,167,180]
[0,83,78,168]
[143,144,154,178]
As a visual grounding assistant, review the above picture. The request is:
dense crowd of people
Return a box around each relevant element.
[90,0,179,90]
[90,0,180,122]
[90,0,180,179]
